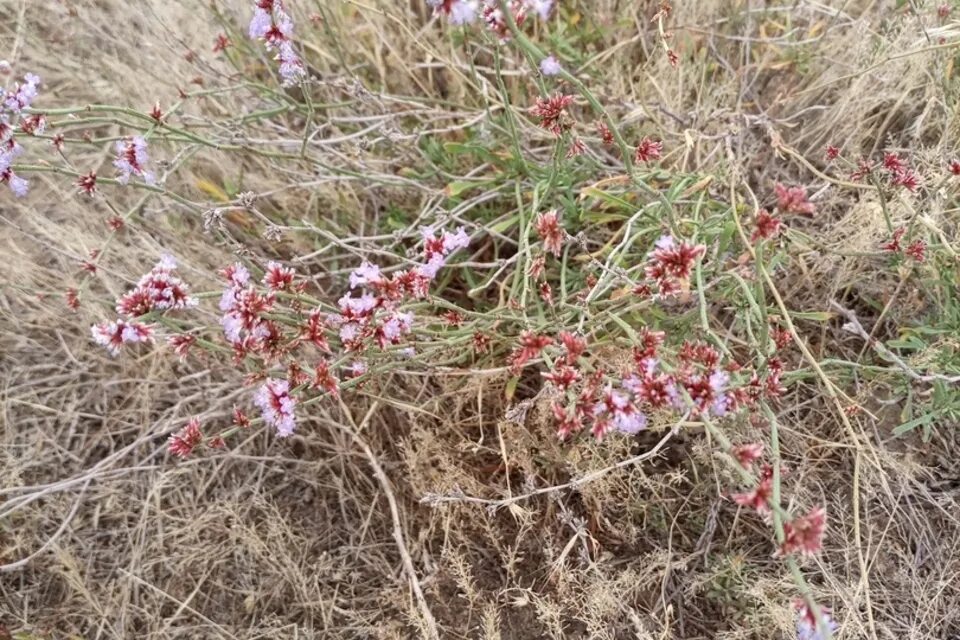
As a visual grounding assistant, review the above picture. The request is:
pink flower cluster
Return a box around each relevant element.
[114,136,155,185]
[249,0,305,86]
[116,255,197,316]
[535,328,747,441]
[849,150,922,192]
[213,227,468,438]
[254,378,298,437]
[218,262,284,360]
[643,235,707,298]
[430,0,553,34]
[92,255,194,356]
[881,227,926,263]
[0,72,41,197]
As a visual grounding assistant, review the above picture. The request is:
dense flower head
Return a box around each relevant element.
[751,209,782,242]
[91,319,155,356]
[168,417,203,458]
[644,235,706,297]
[254,377,297,437]
[530,93,575,136]
[774,183,814,216]
[113,136,155,185]
[116,255,197,317]
[904,239,926,262]
[535,209,565,256]
[76,171,97,195]
[263,261,295,290]
[779,506,827,557]
[825,145,840,160]
[634,137,662,163]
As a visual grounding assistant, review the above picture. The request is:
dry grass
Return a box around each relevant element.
[3,0,960,638]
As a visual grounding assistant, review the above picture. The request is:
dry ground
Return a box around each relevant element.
[2,1,960,638]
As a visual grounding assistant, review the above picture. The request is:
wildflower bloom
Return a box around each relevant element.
[91,319,155,356]
[107,216,124,231]
[535,209,565,256]
[530,93,575,136]
[254,378,297,437]
[596,121,614,145]
[263,261,295,290]
[233,408,251,428]
[213,33,232,52]
[311,359,340,396]
[732,443,764,469]
[881,227,905,253]
[349,261,383,289]
[428,0,480,25]
[167,334,197,360]
[149,102,164,123]
[115,255,197,316]
[542,364,580,390]
[751,209,782,242]
[473,331,491,354]
[905,239,926,262]
[76,171,97,196]
[566,137,586,158]
[795,600,838,640]
[850,158,873,182]
[774,183,814,216]
[731,463,774,515]
[825,145,840,161]
[779,506,827,556]
[481,0,527,40]
[19,114,45,135]
[0,167,28,197]
[882,151,921,191]
[3,73,40,113]
[539,55,563,76]
[645,235,706,297]
[950,159,960,176]
[168,417,203,458]
[558,331,587,364]
[508,331,553,372]
[113,136,155,185]
[634,137,662,163]
[249,0,306,86]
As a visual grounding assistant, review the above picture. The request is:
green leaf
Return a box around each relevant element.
[893,411,937,436]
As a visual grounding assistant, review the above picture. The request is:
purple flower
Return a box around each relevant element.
[254,378,297,438]
[539,55,563,76]
[350,261,383,289]
[451,0,479,24]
